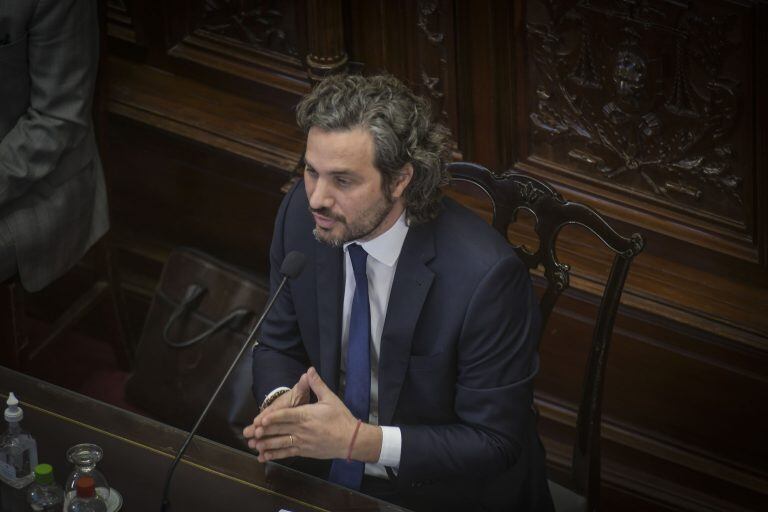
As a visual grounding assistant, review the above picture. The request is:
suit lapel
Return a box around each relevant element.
[315,242,344,394]
[378,222,435,426]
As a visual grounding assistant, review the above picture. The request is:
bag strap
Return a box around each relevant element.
[163,284,251,348]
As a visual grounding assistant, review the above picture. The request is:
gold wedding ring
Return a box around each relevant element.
[289,434,294,447]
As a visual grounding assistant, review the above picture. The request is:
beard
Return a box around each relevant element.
[311,193,395,248]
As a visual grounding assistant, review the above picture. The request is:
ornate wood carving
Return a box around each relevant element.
[415,0,459,152]
[162,0,311,100]
[416,0,446,114]
[525,0,748,228]
[201,0,300,58]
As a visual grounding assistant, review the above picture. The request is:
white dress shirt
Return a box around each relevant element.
[341,212,409,478]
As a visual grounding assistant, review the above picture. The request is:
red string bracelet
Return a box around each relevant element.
[346,419,363,463]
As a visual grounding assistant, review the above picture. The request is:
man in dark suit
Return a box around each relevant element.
[0,0,108,290]
[244,74,553,511]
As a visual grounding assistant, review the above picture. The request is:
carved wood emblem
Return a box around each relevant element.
[202,0,299,57]
[417,0,452,129]
[526,0,745,223]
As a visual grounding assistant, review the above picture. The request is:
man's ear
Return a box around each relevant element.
[391,163,414,199]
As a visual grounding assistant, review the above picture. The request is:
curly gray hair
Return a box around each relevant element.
[296,74,451,224]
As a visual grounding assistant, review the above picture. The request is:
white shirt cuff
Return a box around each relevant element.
[377,426,401,468]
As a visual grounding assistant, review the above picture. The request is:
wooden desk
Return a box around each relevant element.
[0,367,408,512]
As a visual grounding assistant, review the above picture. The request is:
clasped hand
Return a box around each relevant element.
[243,367,362,463]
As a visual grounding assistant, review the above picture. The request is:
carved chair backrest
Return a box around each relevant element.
[448,162,644,511]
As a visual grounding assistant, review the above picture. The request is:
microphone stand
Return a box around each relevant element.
[160,274,292,511]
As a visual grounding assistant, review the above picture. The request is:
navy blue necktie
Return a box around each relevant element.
[328,244,370,489]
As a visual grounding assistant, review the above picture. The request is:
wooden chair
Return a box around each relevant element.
[449,162,645,512]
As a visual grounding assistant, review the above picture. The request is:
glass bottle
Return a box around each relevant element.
[65,444,110,503]
[27,463,65,512]
[66,476,107,512]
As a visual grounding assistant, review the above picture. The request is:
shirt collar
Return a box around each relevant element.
[344,211,409,267]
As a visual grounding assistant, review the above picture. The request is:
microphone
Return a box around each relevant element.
[279,250,306,280]
[160,251,306,511]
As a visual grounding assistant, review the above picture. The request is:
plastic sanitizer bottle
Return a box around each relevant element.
[0,392,39,512]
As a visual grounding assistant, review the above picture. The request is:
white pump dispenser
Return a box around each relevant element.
[4,392,23,422]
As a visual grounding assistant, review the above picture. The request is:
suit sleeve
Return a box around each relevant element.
[397,254,541,483]
[251,181,310,402]
[0,0,98,206]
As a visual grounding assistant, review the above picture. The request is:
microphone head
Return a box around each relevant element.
[280,251,306,279]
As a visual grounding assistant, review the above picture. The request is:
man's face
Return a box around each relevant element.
[304,126,407,247]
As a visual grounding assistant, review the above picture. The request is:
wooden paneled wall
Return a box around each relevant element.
[101,1,767,510]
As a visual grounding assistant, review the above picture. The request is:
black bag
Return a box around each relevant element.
[125,247,268,450]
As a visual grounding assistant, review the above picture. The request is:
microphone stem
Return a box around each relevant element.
[160,275,290,511]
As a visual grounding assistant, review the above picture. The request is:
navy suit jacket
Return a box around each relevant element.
[253,180,553,511]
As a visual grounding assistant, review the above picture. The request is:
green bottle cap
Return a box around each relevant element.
[34,464,54,485]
